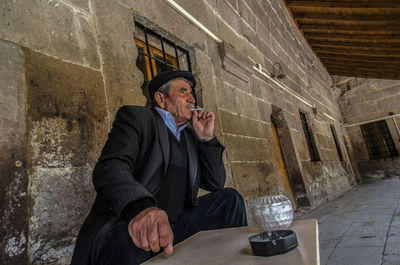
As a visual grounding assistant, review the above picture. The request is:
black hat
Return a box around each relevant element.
[148,70,196,100]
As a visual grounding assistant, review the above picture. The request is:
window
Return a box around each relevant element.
[299,111,320,161]
[134,22,192,85]
[360,120,398,159]
[330,124,343,161]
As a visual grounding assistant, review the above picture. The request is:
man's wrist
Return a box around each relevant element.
[199,136,215,142]
[122,198,156,223]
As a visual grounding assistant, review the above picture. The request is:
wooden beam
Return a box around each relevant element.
[281,0,327,73]
[322,60,400,70]
[296,18,400,27]
[315,49,400,59]
[326,64,400,73]
[299,22,400,32]
[286,1,400,8]
[327,69,400,80]
[316,53,400,63]
[304,31,400,40]
[325,65,400,76]
[291,7,400,20]
[308,39,400,49]
[328,71,400,79]
[312,44,400,56]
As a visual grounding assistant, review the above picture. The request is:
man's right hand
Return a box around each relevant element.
[128,207,174,255]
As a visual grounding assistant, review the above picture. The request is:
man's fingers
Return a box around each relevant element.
[139,227,151,251]
[148,220,160,253]
[128,219,141,249]
[159,223,173,255]
[158,220,174,255]
[164,241,173,256]
[127,208,173,254]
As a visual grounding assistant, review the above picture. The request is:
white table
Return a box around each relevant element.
[144,219,320,265]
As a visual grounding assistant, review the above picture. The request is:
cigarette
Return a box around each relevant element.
[191,108,205,111]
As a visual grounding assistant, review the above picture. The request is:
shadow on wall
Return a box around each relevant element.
[24,48,109,264]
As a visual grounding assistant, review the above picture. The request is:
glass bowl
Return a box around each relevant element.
[250,194,294,231]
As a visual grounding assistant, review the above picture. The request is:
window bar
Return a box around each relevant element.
[152,56,179,70]
[160,36,167,65]
[174,44,180,69]
[144,27,154,78]
[187,50,192,72]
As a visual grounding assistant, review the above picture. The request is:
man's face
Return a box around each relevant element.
[160,79,195,126]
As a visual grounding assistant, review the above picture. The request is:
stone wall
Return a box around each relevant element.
[334,76,400,180]
[0,0,356,263]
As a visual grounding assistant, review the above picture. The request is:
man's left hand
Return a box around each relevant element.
[192,107,214,140]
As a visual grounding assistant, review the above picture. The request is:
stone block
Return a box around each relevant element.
[257,20,271,45]
[248,0,269,27]
[224,134,270,161]
[173,0,218,37]
[258,41,280,69]
[216,0,241,32]
[231,161,276,196]
[0,40,28,265]
[125,0,207,49]
[218,42,254,90]
[238,0,256,30]
[377,95,400,111]
[250,76,262,98]
[377,79,399,88]
[65,0,89,12]
[193,50,223,137]
[269,86,286,107]
[257,99,272,122]
[235,90,260,120]
[225,0,238,10]
[0,0,99,69]
[220,110,268,138]
[382,84,400,98]
[220,67,250,93]
[93,1,146,121]
[363,90,385,102]
[217,82,238,113]
[349,102,379,118]
[206,38,222,74]
[24,49,108,264]
[240,20,257,47]
[244,44,264,69]
[203,0,218,9]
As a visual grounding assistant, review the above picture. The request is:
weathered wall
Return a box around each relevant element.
[25,48,109,263]
[0,40,28,265]
[334,76,400,180]
[0,0,147,263]
[0,0,357,263]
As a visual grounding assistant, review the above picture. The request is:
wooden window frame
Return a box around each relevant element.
[299,111,320,162]
[330,124,343,161]
[360,120,398,159]
[134,22,191,82]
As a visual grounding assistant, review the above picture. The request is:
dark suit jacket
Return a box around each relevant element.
[71,106,226,265]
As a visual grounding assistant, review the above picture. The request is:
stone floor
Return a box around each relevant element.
[298,179,400,265]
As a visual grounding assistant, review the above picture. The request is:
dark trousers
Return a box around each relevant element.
[90,188,247,265]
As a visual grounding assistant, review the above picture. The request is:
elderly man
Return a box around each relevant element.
[71,71,247,265]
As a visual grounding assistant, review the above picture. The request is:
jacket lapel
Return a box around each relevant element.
[183,130,198,191]
[153,109,170,177]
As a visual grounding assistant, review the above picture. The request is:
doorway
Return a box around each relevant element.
[271,106,310,207]
[271,120,296,208]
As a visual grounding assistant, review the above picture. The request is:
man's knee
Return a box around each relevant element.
[219,188,247,226]
[220,187,244,202]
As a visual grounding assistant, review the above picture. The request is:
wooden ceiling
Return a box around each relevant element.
[283,0,400,80]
